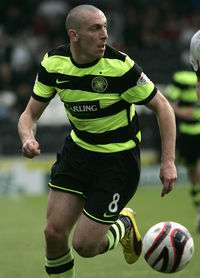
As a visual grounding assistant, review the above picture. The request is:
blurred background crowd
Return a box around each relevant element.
[0,0,200,155]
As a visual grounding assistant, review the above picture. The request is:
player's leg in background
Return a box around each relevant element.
[187,160,200,233]
[44,190,84,277]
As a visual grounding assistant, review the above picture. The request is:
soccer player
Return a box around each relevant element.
[18,4,177,277]
[190,30,200,101]
[166,70,200,233]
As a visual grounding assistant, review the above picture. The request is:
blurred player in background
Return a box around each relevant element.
[18,4,177,278]
[166,70,200,233]
[190,30,200,102]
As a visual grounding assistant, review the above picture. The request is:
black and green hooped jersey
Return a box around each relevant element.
[33,44,157,152]
[166,71,200,135]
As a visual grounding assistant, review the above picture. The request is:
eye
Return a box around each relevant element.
[89,24,106,31]
[92,25,101,31]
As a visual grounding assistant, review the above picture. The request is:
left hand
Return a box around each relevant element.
[159,160,177,197]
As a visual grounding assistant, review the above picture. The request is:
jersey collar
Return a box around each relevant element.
[68,45,101,68]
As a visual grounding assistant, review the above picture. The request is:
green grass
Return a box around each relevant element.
[0,185,199,278]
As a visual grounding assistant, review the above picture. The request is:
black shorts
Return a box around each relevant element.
[49,136,141,224]
[178,133,200,166]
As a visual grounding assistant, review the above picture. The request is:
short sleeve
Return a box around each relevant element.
[121,61,157,105]
[33,53,56,102]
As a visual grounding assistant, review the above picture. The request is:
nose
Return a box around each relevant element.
[101,27,108,40]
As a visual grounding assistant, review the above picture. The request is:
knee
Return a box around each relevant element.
[44,224,65,243]
[72,238,97,258]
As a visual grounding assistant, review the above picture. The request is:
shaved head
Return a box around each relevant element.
[65,4,104,31]
[66,4,108,64]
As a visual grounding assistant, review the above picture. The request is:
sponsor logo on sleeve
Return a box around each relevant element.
[137,73,151,86]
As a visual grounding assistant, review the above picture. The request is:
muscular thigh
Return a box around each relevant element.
[73,214,110,246]
[46,190,85,234]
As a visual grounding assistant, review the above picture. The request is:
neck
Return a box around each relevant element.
[70,44,97,64]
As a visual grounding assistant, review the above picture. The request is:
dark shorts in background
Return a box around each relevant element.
[49,136,141,224]
[178,133,200,166]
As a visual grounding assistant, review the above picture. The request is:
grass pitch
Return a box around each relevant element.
[0,184,199,278]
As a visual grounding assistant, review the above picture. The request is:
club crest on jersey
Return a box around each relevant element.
[91,76,108,93]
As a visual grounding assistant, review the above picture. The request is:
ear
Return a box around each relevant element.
[68,29,79,42]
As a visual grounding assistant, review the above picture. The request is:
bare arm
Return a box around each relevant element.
[146,90,177,197]
[18,97,49,158]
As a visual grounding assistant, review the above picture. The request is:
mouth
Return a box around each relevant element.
[98,44,106,51]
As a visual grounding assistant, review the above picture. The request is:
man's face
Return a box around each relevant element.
[76,10,108,60]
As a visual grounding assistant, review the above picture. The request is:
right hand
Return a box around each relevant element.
[22,138,41,159]
[159,160,177,197]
